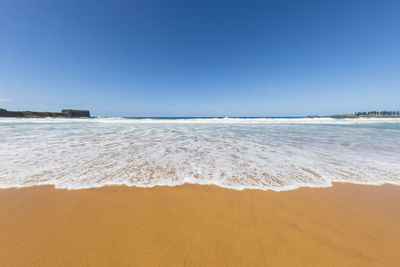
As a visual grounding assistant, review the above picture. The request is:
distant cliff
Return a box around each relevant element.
[307,110,400,118]
[0,108,90,118]
[328,111,400,118]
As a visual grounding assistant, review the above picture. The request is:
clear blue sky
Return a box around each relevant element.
[0,0,399,117]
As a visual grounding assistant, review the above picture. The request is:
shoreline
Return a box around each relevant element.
[1,180,399,192]
[1,183,400,266]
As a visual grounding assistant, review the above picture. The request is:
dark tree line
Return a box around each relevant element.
[354,111,400,116]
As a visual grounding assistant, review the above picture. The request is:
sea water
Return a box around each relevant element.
[0,117,399,190]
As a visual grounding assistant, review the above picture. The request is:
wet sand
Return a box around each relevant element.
[1,183,400,266]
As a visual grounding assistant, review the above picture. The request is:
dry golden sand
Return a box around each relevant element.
[1,183,400,266]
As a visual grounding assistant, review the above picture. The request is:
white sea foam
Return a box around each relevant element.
[1,117,400,124]
[0,117,399,190]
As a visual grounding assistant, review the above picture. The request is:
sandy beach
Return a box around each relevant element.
[1,183,400,266]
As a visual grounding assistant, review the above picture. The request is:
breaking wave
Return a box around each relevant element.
[0,117,399,190]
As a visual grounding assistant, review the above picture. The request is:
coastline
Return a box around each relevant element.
[1,183,400,266]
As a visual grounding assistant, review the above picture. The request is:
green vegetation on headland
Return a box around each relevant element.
[0,108,90,118]
[308,111,400,118]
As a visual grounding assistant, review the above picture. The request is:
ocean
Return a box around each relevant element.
[1,117,399,190]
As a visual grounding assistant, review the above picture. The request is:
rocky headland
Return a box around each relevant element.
[0,108,90,118]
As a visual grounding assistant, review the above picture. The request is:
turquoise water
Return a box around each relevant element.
[0,117,399,190]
